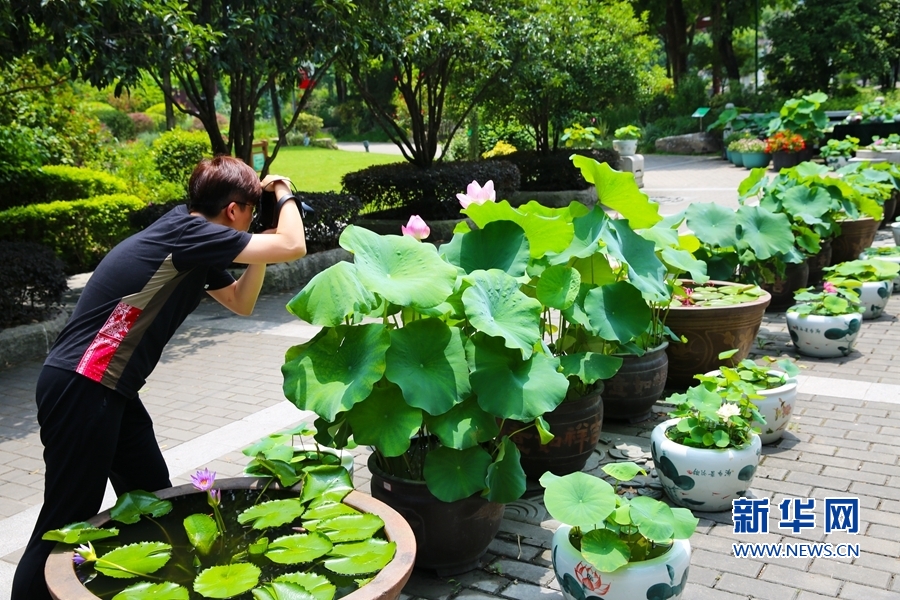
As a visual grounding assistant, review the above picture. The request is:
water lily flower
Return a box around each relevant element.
[191,468,216,492]
[823,282,838,293]
[456,180,496,208]
[401,215,430,241]
[717,403,741,420]
[73,543,96,565]
[209,488,221,506]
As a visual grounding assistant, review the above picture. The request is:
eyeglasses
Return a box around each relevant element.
[234,201,257,216]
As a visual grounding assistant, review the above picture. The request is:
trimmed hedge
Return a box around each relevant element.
[341,160,520,219]
[0,241,68,329]
[0,165,129,211]
[491,149,619,191]
[294,191,363,252]
[0,194,145,274]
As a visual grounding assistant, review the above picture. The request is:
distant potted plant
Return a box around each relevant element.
[786,284,864,357]
[541,462,698,600]
[562,122,605,149]
[727,138,746,167]
[767,92,829,154]
[860,246,900,292]
[819,136,860,168]
[651,383,763,511]
[823,258,899,319]
[697,350,800,445]
[859,134,900,163]
[242,423,355,484]
[766,130,806,170]
[612,125,642,156]
[735,138,770,169]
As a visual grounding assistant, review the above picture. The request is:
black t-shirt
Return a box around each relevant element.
[46,205,252,398]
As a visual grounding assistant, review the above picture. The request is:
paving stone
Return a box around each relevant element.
[691,548,763,578]
[682,584,747,600]
[759,457,824,475]
[809,557,891,589]
[487,537,543,562]
[835,447,897,465]
[810,435,872,451]
[821,466,888,485]
[452,570,511,595]
[852,552,900,575]
[787,471,851,492]
[688,565,724,588]
[760,563,842,596]
[498,581,563,600]
[486,558,557,588]
[800,453,863,470]
[838,582,900,600]
[715,572,800,600]
[851,482,900,502]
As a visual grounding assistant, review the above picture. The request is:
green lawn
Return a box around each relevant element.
[268,146,403,192]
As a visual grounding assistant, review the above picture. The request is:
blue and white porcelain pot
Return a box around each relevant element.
[855,280,891,319]
[705,370,797,445]
[785,310,861,358]
[551,524,691,600]
[651,418,761,512]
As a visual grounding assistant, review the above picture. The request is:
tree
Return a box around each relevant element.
[338,0,511,168]
[485,0,663,153]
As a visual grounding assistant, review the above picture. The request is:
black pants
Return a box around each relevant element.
[11,366,171,600]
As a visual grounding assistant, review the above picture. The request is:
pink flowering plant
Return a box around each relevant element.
[400,214,430,240]
[790,283,863,316]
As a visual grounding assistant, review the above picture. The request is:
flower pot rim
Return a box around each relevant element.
[45,477,417,600]
[658,417,759,452]
[670,279,772,312]
[555,523,690,572]
[612,341,669,358]
[836,216,877,224]
[703,369,798,395]
[786,306,863,318]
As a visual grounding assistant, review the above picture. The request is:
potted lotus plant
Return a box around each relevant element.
[612,125,642,156]
[786,283,864,357]
[860,246,900,292]
[819,136,860,168]
[43,467,415,600]
[651,383,763,511]
[541,462,698,600]
[823,258,899,319]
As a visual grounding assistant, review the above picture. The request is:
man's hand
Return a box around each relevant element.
[260,174,292,193]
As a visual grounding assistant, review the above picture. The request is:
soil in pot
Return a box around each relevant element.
[760,261,810,313]
[367,455,504,577]
[601,343,668,423]
[503,387,603,478]
[830,218,879,265]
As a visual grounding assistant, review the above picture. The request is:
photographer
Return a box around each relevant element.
[12,155,307,600]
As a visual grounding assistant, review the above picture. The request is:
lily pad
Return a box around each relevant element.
[323,539,397,576]
[193,564,261,598]
[265,533,333,565]
[273,573,336,600]
[110,490,173,525]
[42,522,119,544]
[237,499,305,530]
[112,582,188,600]
[95,542,172,579]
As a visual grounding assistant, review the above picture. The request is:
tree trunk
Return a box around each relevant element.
[161,70,176,131]
[664,0,690,86]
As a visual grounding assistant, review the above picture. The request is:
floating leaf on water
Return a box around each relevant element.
[193,563,261,598]
[183,514,219,555]
[238,499,305,530]
[273,572,336,600]
[41,522,119,544]
[251,581,316,600]
[95,542,172,579]
[112,581,188,600]
[314,513,386,543]
[266,533,333,565]
[110,491,173,524]
[323,539,396,576]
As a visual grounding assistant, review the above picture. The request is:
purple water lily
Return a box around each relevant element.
[191,468,216,492]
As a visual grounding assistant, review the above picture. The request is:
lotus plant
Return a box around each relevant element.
[456,179,496,208]
[401,215,430,240]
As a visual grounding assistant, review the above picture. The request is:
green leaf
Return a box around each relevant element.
[302,502,360,524]
[484,436,527,504]
[113,582,189,600]
[734,205,795,260]
[440,220,530,276]
[540,471,616,528]
[601,462,645,482]
[581,528,631,572]
[248,537,269,557]
[324,539,396,576]
[266,533,333,565]
[463,200,574,258]
[535,415,554,444]
[600,219,669,301]
[629,496,675,543]
[572,155,662,229]
[282,324,390,421]
[346,382,422,457]
[424,395,500,450]
[686,202,739,248]
[237,499,305,530]
[738,168,768,198]
[193,564,261,598]
[584,281,652,342]
[713,429,731,447]
[462,269,542,359]
[110,491,173,525]
[671,507,700,539]
[780,185,834,225]
[536,265,581,310]
[285,262,379,327]
[558,353,623,385]
[423,445,493,502]
[301,466,355,504]
[314,513,385,543]
[251,582,316,600]
[339,225,458,309]
[42,522,119,544]
[468,335,569,422]
[547,205,608,265]
[384,319,471,415]
[273,573,336,600]
[247,456,302,488]
[183,514,219,555]
[95,542,171,579]
[571,253,616,286]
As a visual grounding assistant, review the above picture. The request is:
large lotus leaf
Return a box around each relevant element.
[339,225,457,309]
[780,185,835,225]
[572,253,615,286]
[282,324,390,421]
[384,319,470,415]
[440,220,531,276]
[265,533,333,565]
[345,383,422,457]
[42,522,119,544]
[540,471,616,527]
[273,573,335,600]
[686,203,739,248]
[462,200,574,257]
[95,542,171,579]
[423,395,500,450]
[462,270,542,359]
[323,539,396,576]
[315,513,385,543]
[561,284,594,329]
[671,507,700,539]
[237,499,305,530]
[468,335,568,421]
[484,436,527,504]
[547,205,608,265]
[517,200,585,220]
[629,495,675,543]
[572,155,662,229]
[660,246,709,283]
[285,262,378,327]
[536,265,581,310]
[112,582,188,600]
[600,219,669,301]
[302,502,360,523]
[423,445,493,502]
[301,466,354,505]
[735,205,795,260]
[110,491,173,525]
[581,528,631,573]
[805,91,828,104]
[558,352,623,384]
[584,281,652,342]
[737,168,768,199]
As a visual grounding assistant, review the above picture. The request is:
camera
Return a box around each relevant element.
[250,187,313,233]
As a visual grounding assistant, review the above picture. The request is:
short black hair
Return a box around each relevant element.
[188,155,262,218]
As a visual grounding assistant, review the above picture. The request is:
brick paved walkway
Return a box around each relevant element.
[2,155,900,599]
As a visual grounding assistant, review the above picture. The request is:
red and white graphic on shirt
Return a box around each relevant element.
[76,302,142,382]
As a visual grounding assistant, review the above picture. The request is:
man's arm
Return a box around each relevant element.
[234,180,307,265]
[206,263,266,316]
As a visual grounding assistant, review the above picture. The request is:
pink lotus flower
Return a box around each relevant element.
[574,562,610,595]
[823,282,838,293]
[457,180,496,208]
[191,468,216,492]
[401,215,430,240]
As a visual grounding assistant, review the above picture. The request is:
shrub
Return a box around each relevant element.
[341,160,520,218]
[127,199,185,231]
[0,241,68,329]
[151,129,212,189]
[0,194,145,273]
[491,149,618,192]
[294,191,363,252]
[128,112,157,134]
[0,165,128,210]
[93,108,137,141]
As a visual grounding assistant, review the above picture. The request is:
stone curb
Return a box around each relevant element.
[0,308,69,369]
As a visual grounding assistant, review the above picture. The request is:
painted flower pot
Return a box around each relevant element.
[601,343,669,424]
[650,418,761,512]
[830,217,879,265]
[730,151,744,167]
[892,223,900,246]
[785,310,862,358]
[551,524,691,600]
[856,280,892,319]
[859,251,900,293]
[705,370,798,445]
[742,152,770,169]
[612,139,638,156]
[825,156,850,168]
